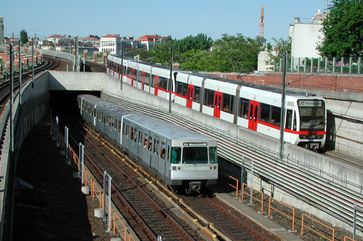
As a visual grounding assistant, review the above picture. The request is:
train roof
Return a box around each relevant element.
[79,95,216,143]
[108,55,322,99]
[126,114,216,143]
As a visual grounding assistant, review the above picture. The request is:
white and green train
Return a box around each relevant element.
[77,94,218,194]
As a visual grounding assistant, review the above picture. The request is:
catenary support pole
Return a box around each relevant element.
[279,51,287,160]
[10,44,14,152]
[18,39,22,104]
[168,40,173,113]
[120,40,124,90]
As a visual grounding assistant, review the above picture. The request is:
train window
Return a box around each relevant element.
[270,106,281,126]
[131,69,136,80]
[209,147,218,164]
[160,142,166,160]
[193,86,201,103]
[134,128,139,142]
[130,127,136,142]
[176,82,187,96]
[260,103,270,122]
[293,111,297,130]
[109,117,113,127]
[298,100,325,130]
[123,124,128,135]
[222,94,234,114]
[129,127,133,139]
[148,137,153,151]
[204,89,214,107]
[117,121,121,132]
[143,135,148,149]
[93,109,96,117]
[182,147,208,164]
[138,131,142,144]
[239,98,249,119]
[159,77,168,90]
[126,67,132,76]
[144,72,150,85]
[286,109,293,129]
[152,75,159,87]
[136,70,141,83]
[170,147,181,164]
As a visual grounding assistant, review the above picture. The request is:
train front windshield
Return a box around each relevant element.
[182,147,208,164]
[298,100,325,130]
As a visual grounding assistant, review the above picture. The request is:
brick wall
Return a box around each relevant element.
[213,72,363,93]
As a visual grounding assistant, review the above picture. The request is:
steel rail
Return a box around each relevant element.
[102,93,363,231]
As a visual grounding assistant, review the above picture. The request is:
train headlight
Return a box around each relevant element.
[172,166,176,170]
[213,166,217,170]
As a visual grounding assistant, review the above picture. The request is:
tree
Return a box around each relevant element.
[319,0,363,57]
[20,29,28,45]
[174,33,213,54]
[138,33,265,73]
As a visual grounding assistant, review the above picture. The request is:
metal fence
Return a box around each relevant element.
[274,56,362,74]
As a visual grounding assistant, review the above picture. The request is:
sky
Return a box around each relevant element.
[1,0,329,42]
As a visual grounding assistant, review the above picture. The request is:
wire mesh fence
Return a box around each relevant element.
[274,56,362,74]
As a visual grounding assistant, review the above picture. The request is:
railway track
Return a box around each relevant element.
[58,110,279,241]
[0,57,60,105]
[100,93,363,238]
[183,195,275,241]
[66,121,204,241]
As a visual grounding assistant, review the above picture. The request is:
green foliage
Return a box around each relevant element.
[174,33,213,54]
[271,37,291,57]
[138,33,265,73]
[319,0,363,57]
[20,30,28,45]
[137,34,261,72]
[211,34,265,72]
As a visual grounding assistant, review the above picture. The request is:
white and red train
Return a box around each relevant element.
[107,55,327,152]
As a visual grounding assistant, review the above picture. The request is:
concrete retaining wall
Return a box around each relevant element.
[42,72,363,192]
[100,76,363,192]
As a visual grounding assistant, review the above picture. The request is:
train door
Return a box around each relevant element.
[131,69,136,87]
[150,137,159,173]
[117,64,121,80]
[213,91,222,118]
[248,100,259,131]
[154,76,160,96]
[186,84,194,109]
[93,107,96,126]
[141,72,145,90]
